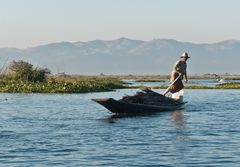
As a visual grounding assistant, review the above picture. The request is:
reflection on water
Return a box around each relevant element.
[99,112,158,124]
[171,110,185,128]
[0,89,240,166]
[171,110,190,144]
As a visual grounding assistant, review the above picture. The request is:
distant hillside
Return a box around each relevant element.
[0,38,240,75]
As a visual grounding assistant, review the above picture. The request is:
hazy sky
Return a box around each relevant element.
[0,0,240,48]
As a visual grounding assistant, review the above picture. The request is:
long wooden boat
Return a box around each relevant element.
[92,89,186,115]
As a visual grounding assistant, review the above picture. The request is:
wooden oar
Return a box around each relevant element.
[163,75,181,96]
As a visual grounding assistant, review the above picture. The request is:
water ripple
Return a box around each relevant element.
[0,90,239,166]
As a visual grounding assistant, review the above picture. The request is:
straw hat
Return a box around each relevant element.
[180,52,190,59]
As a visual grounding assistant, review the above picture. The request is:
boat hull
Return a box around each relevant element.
[92,98,186,115]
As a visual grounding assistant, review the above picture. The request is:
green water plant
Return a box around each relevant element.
[215,83,240,89]
[0,60,126,93]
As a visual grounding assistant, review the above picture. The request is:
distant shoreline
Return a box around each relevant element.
[0,75,239,93]
[65,74,240,80]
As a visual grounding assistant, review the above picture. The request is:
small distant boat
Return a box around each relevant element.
[219,79,225,83]
[92,89,187,115]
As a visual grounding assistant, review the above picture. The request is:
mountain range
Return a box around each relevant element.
[0,38,239,75]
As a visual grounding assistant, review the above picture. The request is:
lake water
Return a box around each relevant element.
[0,89,240,166]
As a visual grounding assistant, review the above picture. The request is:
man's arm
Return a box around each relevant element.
[174,61,181,72]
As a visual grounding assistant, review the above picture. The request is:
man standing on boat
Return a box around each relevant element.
[163,52,190,97]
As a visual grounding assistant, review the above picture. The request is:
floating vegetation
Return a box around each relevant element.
[1,77,240,93]
[0,76,126,93]
[215,83,240,89]
[0,60,127,93]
